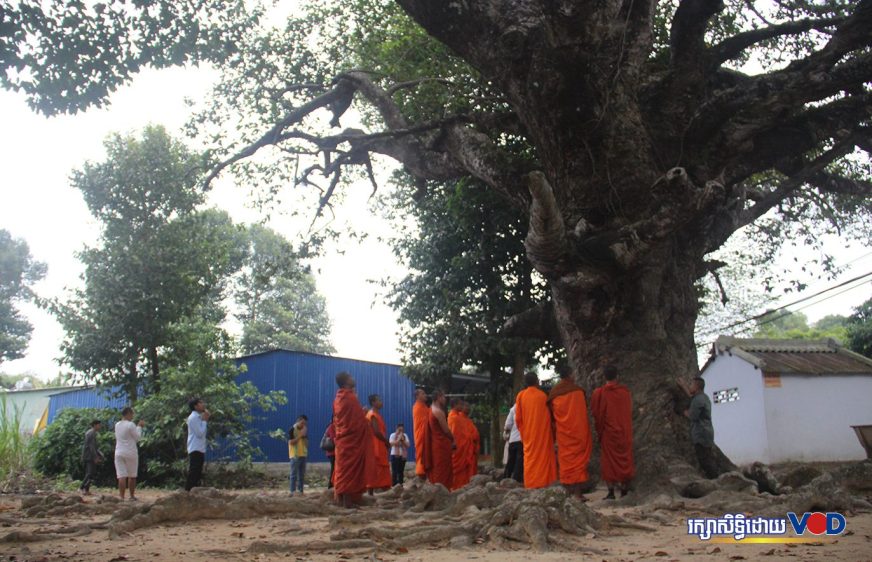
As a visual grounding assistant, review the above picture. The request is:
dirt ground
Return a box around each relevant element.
[2,483,871,562]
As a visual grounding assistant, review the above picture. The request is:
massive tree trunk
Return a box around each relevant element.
[205,0,872,485]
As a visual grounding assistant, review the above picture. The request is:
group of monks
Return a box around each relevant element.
[411,388,481,490]
[331,363,636,508]
[515,365,635,499]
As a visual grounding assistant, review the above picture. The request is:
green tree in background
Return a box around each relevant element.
[754,310,849,341]
[0,230,46,364]
[54,126,245,400]
[846,297,872,358]
[235,225,334,355]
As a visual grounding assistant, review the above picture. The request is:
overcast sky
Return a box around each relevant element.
[1,62,870,380]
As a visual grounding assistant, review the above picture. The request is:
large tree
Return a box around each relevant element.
[235,224,334,355]
[6,0,872,482]
[55,126,245,400]
[0,230,45,364]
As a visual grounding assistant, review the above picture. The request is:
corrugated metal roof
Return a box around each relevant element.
[713,336,872,375]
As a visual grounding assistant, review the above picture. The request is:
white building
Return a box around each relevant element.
[701,337,872,465]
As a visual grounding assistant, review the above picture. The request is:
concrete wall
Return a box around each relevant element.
[763,373,872,463]
[702,354,771,465]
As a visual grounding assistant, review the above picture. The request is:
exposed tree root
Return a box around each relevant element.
[106,488,343,538]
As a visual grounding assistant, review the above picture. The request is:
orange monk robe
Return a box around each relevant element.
[448,410,473,490]
[591,381,635,483]
[548,379,593,485]
[333,388,376,502]
[365,409,392,490]
[515,386,557,489]
[468,417,480,477]
[412,401,429,477]
[425,409,453,488]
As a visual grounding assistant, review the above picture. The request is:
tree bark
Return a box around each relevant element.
[550,239,734,482]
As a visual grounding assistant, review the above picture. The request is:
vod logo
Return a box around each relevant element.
[787,512,846,536]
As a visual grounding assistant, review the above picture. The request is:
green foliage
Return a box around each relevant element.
[0,394,31,484]
[54,126,246,398]
[753,311,849,341]
[385,176,551,387]
[235,225,334,355]
[32,407,118,486]
[134,314,286,485]
[0,230,46,364]
[1,0,256,115]
[846,298,872,358]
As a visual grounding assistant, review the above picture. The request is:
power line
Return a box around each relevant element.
[695,269,872,347]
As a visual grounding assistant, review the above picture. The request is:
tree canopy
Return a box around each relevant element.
[54,126,245,399]
[235,224,334,355]
[0,229,45,364]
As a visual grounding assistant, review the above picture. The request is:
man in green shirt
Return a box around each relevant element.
[685,377,718,479]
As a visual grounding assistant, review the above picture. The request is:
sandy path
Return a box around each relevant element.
[2,485,870,561]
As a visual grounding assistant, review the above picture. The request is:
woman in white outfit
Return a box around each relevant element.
[114,406,144,501]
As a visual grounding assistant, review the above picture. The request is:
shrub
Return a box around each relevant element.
[32,407,119,487]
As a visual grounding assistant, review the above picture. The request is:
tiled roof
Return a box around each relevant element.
[713,336,872,375]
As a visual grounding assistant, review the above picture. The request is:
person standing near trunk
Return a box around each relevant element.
[591,365,635,499]
[321,418,337,489]
[79,420,104,495]
[684,377,718,479]
[185,398,210,491]
[288,414,309,495]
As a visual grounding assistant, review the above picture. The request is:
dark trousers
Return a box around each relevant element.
[186,451,205,491]
[695,444,719,479]
[81,460,97,491]
[503,441,524,483]
[391,455,406,486]
[328,456,335,489]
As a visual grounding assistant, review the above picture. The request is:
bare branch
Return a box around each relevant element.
[808,170,872,197]
[502,301,560,343]
[710,17,844,66]
[386,77,454,96]
[738,134,864,227]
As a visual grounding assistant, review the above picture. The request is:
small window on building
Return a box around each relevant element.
[713,387,739,404]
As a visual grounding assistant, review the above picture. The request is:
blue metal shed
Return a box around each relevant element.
[237,350,416,463]
[47,386,127,423]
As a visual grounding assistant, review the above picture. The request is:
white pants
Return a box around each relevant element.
[114,454,138,478]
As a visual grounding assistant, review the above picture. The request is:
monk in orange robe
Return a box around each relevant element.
[591,365,635,499]
[464,402,480,477]
[424,390,454,488]
[548,366,593,499]
[365,394,392,493]
[412,388,429,479]
[333,372,375,507]
[515,373,557,489]
[449,398,473,490]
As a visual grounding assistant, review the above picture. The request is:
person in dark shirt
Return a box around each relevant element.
[79,420,104,495]
[685,377,718,479]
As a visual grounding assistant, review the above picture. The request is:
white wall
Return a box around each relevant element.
[702,354,771,465]
[763,374,872,463]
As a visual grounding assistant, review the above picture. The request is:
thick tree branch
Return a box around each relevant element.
[669,0,725,71]
[738,134,864,227]
[710,17,844,66]
[524,172,570,278]
[808,170,872,197]
[502,301,560,343]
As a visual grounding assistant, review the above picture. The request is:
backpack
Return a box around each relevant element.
[320,428,335,451]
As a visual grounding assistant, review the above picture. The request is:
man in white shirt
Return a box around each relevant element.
[114,406,144,501]
[388,423,410,486]
[502,404,523,483]
[186,397,210,491]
